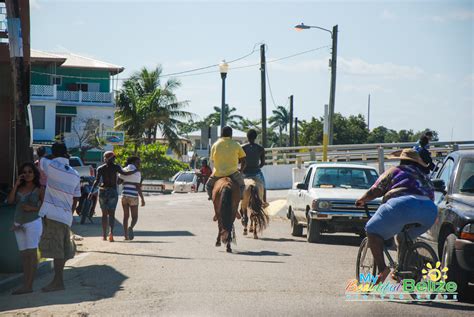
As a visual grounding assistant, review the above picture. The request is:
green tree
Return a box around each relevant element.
[204,104,243,128]
[333,113,369,145]
[398,129,414,142]
[367,126,399,143]
[299,117,323,146]
[115,143,187,180]
[115,66,193,151]
[269,106,290,146]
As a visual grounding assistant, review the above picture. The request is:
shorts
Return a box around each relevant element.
[14,217,43,251]
[243,170,266,186]
[122,196,139,207]
[365,195,437,241]
[39,218,74,260]
[99,188,119,212]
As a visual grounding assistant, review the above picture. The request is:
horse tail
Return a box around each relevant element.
[221,186,233,242]
[249,184,269,232]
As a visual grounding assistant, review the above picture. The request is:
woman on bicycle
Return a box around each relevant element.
[356,149,437,283]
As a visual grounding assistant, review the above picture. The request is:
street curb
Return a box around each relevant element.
[0,260,53,293]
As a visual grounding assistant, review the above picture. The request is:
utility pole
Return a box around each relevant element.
[5,0,32,172]
[367,94,371,130]
[289,95,294,146]
[294,117,299,146]
[328,24,338,145]
[260,44,267,148]
[322,104,329,162]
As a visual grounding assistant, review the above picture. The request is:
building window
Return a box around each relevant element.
[55,116,72,136]
[31,106,45,129]
[52,75,62,86]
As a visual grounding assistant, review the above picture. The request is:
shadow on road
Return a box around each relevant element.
[259,237,306,243]
[0,265,127,313]
[134,230,195,237]
[77,250,192,260]
[232,250,291,257]
[395,291,474,309]
[306,234,362,247]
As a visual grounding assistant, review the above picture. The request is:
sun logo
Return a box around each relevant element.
[422,261,449,282]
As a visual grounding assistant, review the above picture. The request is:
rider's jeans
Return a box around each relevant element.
[243,170,266,187]
[365,195,437,241]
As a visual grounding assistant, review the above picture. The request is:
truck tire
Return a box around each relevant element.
[291,214,303,237]
[442,234,469,299]
[307,219,322,243]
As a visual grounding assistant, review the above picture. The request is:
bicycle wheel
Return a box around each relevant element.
[356,237,377,280]
[402,241,438,301]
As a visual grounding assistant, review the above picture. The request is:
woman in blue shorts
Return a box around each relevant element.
[356,149,437,283]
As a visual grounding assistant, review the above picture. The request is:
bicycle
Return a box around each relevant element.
[356,205,438,300]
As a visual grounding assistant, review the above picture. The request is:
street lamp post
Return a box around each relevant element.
[295,22,338,145]
[219,60,229,132]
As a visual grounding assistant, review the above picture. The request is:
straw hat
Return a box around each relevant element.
[103,151,116,160]
[389,149,428,167]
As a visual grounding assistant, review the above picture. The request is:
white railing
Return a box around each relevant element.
[30,84,55,98]
[265,141,474,168]
[31,85,113,104]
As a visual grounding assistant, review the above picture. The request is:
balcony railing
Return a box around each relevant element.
[30,84,114,104]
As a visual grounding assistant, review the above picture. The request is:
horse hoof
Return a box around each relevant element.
[226,247,232,253]
[215,241,221,247]
[253,236,258,240]
[249,228,254,233]
[243,230,247,236]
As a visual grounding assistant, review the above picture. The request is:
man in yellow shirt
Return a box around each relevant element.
[206,126,246,200]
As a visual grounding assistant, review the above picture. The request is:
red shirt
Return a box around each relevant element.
[200,166,212,177]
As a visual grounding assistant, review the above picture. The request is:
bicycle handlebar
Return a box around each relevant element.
[363,204,371,219]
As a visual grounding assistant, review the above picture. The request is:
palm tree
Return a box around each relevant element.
[269,105,290,146]
[115,66,193,152]
[204,104,243,129]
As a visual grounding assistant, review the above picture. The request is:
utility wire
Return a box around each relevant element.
[31,45,330,81]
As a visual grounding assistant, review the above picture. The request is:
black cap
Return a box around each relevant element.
[52,142,68,158]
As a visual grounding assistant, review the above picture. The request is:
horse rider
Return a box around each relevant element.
[206,126,246,200]
[241,129,269,207]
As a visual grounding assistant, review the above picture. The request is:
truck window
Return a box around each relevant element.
[438,158,454,187]
[456,159,474,194]
[303,168,313,188]
[69,158,82,167]
[312,167,378,189]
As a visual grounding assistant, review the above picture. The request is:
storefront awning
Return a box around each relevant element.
[56,106,77,116]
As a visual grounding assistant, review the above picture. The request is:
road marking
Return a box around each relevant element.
[266,199,287,216]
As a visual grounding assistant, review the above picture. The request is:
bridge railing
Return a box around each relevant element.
[264,140,474,170]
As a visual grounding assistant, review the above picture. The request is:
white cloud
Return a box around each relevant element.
[338,57,424,79]
[428,9,474,23]
[380,9,396,21]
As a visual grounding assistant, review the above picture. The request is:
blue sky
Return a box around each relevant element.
[31,0,473,141]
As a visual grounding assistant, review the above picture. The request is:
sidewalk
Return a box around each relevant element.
[0,260,53,293]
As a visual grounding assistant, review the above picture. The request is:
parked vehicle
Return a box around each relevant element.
[419,150,474,298]
[69,156,96,178]
[287,163,381,243]
[173,171,198,193]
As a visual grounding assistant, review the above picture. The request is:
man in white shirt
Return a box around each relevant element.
[38,142,81,292]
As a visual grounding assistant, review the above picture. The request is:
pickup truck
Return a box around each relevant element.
[287,163,381,243]
[68,156,95,178]
[419,150,474,298]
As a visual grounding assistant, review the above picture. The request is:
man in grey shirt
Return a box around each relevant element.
[241,129,268,206]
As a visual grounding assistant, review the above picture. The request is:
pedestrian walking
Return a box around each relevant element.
[196,159,212,192]
[91,151,138,242]
[6,163,44,295]
[38,142,81,292]
[119,156,145,240]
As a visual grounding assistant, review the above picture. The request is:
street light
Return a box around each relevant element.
[219,60,229,132]
[295,22,338,146]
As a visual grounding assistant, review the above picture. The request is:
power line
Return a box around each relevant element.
[31,45,330,81]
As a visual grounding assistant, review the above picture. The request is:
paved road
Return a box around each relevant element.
[1,192,473,316]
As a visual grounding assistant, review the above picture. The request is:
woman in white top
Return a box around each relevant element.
[7,163,44,295]
[118,156,145,240]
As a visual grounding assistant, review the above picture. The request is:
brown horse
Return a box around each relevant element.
[240,178,269,239]
[212,177,241,253]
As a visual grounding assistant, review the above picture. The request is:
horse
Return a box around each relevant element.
[212,177,241,253]
[240,177,269,239]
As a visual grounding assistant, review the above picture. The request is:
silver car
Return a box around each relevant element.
[173,171,198,193]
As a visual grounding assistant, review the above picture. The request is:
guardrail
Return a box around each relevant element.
[265,140,474,170]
